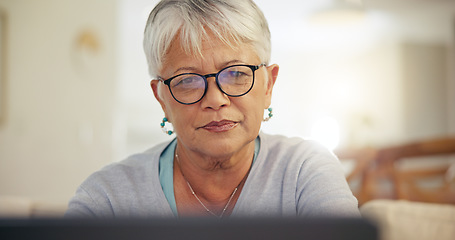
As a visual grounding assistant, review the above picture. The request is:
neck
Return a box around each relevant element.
[174,140,255,201]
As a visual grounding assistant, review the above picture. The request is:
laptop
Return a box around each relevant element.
[0,217,377,240]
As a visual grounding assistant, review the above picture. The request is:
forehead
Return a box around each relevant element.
[160,34,259,76]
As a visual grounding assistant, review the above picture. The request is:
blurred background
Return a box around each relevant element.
[0,0,454,210]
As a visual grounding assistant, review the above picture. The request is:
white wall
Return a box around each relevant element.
[259,0,455,148]
[117,0,166,158]
[0,0,119,205]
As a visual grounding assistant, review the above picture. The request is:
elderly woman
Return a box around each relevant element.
[65,0,359,218]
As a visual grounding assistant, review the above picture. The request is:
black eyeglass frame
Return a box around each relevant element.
[158,63,266,105]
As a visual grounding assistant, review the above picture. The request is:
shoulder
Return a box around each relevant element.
[259,132,336,163]
[254,132,342,185]
[65,140,174,218]
[84,140,171,186]
[257,133,359,217]
[257,132,343,183]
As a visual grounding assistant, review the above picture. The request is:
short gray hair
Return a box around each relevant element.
[143,0,271,78]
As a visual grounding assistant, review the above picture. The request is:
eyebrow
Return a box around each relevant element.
[172,66,198,75]
[170,59,246,76]
[221,60,245,68]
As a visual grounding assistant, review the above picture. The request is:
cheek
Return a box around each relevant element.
[248,79,268,109]
[167,105,198,132]
[160,88,180,119]
[248,83,269,122]
[239,97,265,124]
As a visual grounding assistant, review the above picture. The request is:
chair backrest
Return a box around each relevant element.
[336,137,455,205]
[383,137,455,204]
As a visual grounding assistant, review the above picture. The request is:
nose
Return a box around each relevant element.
[200,76,230,110]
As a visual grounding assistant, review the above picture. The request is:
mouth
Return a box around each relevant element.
[199,120,239,132]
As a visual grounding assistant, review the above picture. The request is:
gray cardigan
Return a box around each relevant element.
[65,133,360,218]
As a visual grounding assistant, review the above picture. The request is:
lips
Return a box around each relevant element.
[200,120,238,132]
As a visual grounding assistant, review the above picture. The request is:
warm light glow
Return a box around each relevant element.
[311,116,340,150]
[310,9,366,27]
[309,0,366,28]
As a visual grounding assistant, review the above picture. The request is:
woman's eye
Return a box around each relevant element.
[228,71,247,77]
[181,77,195,84]
[173,75,202,88]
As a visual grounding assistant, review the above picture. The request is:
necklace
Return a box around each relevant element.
[175,152,247,218]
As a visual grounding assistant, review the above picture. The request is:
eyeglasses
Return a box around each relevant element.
[158,63,266,105]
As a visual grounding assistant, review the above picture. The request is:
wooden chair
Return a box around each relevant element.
[336,137,455,205]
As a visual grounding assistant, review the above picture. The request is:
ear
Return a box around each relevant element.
[151,80,168,115]
[264,64,279,108]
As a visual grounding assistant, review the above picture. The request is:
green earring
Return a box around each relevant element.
[160,117,174,135]
[263,107,273,122]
